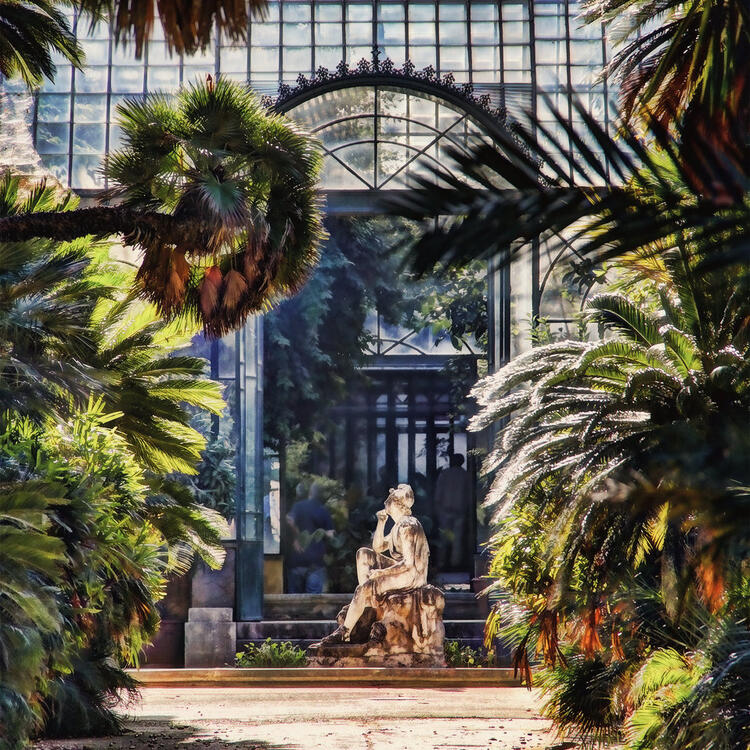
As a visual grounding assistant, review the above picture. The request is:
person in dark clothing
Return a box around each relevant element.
[435,453,472,569]
[286,482,334,593]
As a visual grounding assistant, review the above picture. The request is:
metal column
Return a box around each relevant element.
[235,314,264,621]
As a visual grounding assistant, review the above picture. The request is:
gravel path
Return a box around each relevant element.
[35,686,577,750]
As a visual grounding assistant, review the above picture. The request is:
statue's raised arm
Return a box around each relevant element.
[309,483,445,667]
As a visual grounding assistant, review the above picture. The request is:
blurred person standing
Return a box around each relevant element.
[286,482,334,593]
[435,454,471,569]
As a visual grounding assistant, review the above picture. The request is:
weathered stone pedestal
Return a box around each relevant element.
[184,607,236,667]
[308,585,446,667]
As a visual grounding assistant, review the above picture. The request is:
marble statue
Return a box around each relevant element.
[308,483,446,667]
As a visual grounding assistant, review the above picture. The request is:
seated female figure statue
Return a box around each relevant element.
[332,483,429,642]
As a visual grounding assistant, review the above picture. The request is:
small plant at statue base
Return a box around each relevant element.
[235,639,307,668]
[444,640,496,668]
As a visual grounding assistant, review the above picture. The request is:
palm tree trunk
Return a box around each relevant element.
[0,205,191,244]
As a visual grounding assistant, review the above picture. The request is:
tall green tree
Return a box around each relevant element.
[0,172,227,749]
[0,79,325,336]
[480,245,750,747]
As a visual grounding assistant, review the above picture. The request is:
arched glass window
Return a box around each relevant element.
[282,84,495,190]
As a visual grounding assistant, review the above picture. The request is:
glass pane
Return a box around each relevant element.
[220,47,247,72]
[73,123,106,153]
[315,23,342,44]
[80,39,109,64]
[284,2,311,22]
[37,94,70,122]
[111,65,144,92]
[316,4,341,22]
[409,22,435,44]
[252,23,280,45]
[71,154,103,188]
[36,122,69,154]
[75,66,109,93]
[346,22,371,44]
[73,94,107,125]
[283,47,312,72]
[39,155,68,183]
[378,22,406,44]
[284,22,311,45]
[149,65,181,88]
[439,22,467,45]
[251,47,278,72]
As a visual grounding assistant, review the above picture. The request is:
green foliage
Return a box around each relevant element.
[263,217,414,450]
[538,655,629,745]
[235,638,307,668]
[0,174,105,419]
[477,241,750,746]
[0,1,83,86]
[188,437,236,519]
[88,293,224,475]
[0,174,227,748]
[582,0,749,127]
[264,216,487,452]
[0,476,67,749]
[105,77,325,336]
[389,93,750,277]
[409,260,488,353]
[443,640,496,668]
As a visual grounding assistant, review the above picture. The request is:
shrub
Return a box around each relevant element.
[235,639,307,668]
[444,640,496,668]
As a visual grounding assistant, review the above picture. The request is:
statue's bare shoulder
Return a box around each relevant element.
[396,515,424,534]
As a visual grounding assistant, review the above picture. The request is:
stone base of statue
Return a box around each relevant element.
[307,585,446,667]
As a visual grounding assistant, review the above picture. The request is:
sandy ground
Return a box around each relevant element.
[34,686,579,750]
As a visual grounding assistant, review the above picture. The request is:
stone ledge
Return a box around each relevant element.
[128,667,521,687]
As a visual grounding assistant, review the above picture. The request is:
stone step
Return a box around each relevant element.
[262,592,488,621]
[237,619,486,641]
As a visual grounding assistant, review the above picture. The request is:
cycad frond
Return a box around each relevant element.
[0,0,83,86]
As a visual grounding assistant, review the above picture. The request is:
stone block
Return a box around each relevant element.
[184,608,236,667]
[191,546,235,608]
[188,607,234,622]
[308,584,446,668]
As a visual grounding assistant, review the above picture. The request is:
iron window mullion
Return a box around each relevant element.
[104,20,113,191]
[68,11,79,189]
[563,0,574,181]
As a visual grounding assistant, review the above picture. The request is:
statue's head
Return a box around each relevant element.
[386,483,414,515]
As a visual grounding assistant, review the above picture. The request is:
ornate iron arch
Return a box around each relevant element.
[264,50,511,146]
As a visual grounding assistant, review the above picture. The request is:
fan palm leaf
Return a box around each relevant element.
[87,291,224,474]
[0,79,325,337]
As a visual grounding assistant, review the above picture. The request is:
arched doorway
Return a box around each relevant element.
[231,63,518,618]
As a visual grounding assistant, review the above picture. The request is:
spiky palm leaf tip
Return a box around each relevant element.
[387,95,750,276]
[582,0,750,130]
[0,0,84,86]
[104,77,325,337]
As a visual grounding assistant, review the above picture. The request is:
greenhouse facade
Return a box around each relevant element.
[20,1,617,623]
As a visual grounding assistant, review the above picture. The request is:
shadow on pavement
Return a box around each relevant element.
[34,718,292,750]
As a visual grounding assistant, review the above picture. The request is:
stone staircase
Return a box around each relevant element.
[237,592,509,663]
